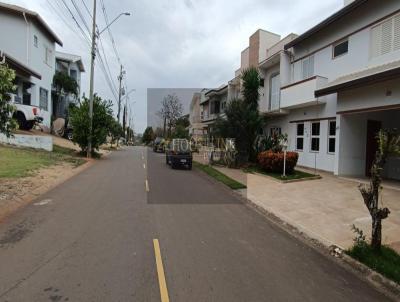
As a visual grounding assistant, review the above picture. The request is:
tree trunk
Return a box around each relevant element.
[371,216,382,250]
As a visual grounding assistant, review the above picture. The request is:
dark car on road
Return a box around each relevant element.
[166,139,192,170]
[153,137,165,152]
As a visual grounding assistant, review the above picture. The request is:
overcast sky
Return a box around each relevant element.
[5,0,344,132]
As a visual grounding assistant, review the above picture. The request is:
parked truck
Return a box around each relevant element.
[10,94,43,130]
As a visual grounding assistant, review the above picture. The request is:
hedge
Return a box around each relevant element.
[257,151,299,174]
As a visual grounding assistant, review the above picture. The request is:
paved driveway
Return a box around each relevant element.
[214,165,400,252]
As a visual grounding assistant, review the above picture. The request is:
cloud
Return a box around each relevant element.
[2,0,343,132]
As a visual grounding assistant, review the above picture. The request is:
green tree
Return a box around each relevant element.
[359,129,400,251]
[53,71,78,96]
[213,67,263,164]
[241,67,260,110]
[0,64,17,137]
[109,119,124,147]
[142,126,154,145]
[69,95,114,153]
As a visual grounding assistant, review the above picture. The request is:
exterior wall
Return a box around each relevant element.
[0,11,57,128]
[259,63,280,112]
[30,21,55,127]
[338,109,400,179]
[264,102,337,172]
[337,78,400,113]
[0,133,53,151]
[261,0,400,174]
[240,48,249,71]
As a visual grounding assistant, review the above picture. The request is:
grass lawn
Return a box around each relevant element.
[347,243,400,284]
[0,144,86,178]
[243,166,318,181]
[193,162,247,190]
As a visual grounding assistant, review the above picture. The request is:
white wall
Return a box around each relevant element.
[338,110,400,179]
[0,11,57,128]
[338,78,400,113]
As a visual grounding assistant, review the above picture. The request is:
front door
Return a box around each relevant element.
[365,120,382,176]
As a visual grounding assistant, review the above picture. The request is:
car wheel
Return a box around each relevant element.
[66,130,73,140]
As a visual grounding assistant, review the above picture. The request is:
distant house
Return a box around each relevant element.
[0,2,62,129]
[53,51,85,118]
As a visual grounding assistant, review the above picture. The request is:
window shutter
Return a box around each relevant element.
[394,14,400,51]
[371,24,382,58]
[381,19,393,54]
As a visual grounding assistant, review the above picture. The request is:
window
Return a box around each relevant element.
[70,69,78,81]
[371,13,400,58]
[328,120,336,154]
[34,35,38,48]
[270,127,281,137]
[259,78,264,87]
[310,122,320,152]
[296,123,304,151]
[39,88,48,111]
[302,55,314,79]
[44,47,53,66]
[269,73,280,111]
[333,40,348,58]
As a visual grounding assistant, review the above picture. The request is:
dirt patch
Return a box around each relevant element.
[0,161,92,223]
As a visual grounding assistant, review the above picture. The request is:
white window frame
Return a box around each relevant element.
[310,122,320,153]
[39,87,48,111]
[332,39,349,59]
[296,123,304,151]
[327,120,336,154]
[302,55,314,80]
[34,35,38,48]
[269,73,280,111]
[44,46,53,67]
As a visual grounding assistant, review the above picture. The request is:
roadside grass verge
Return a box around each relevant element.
[346,243,400,284]
[193,162,246,190]
[0,144,86,178]
[243,166,318,181]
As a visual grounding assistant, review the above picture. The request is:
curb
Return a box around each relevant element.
[195,165,400,301]
[252,171,322,183]
[236,190,400,301]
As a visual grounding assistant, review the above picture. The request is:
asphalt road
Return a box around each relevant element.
[0,146,392,301]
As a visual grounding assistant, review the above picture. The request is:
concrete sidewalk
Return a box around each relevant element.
[194,154,400,252]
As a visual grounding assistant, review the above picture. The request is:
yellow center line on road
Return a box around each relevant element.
[145,179,149,192]
[153,239,170,302]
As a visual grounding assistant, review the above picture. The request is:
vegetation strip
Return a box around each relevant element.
[193,162,246,190]
[347,242,400,285]
[243,166,318,181]
[0,144,86,178]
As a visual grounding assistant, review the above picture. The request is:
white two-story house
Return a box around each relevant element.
[0,2,63,129]
[262,0,400,180]
[53,51,85,118]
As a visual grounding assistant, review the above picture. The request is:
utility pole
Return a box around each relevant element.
[87,0,97,158]
[117,64,124,124]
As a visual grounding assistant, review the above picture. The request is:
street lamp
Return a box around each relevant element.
[98,12,131,36]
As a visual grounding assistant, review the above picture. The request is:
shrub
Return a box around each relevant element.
[69,95,114,152]
[257,151,299,174]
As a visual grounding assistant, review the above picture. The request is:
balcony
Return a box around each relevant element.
[280,76,328,109]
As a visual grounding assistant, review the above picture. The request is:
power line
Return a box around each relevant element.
[99,0,122,65]
[55,0,119,101]
[70,0,91,33]
[80,0,92,19]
